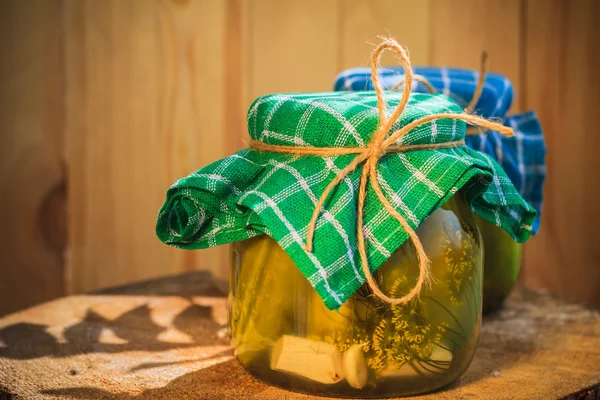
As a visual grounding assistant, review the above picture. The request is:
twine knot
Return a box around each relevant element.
[249,37,513,305]
[367,136,386,160]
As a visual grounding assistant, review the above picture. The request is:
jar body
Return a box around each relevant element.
[477,215,522,315]
[229,194,483,398]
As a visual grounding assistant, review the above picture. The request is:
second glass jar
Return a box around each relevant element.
[477,215,522,314]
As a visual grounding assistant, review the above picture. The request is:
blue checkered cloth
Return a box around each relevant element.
[334,67,546,233]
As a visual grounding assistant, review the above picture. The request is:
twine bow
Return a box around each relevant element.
[249,38,513,305]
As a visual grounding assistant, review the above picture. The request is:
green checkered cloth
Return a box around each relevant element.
[156,91,536,310]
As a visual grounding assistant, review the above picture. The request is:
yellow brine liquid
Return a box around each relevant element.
[229,194,482,398]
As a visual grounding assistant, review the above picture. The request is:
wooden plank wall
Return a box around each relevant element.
[521,0,600,308]
[64,0,237,295]
[0,0,67,316]
[0,0,598,314]
[430,0,524,112]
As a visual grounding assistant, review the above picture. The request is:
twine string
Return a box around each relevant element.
[249,38,513,305]
[465,51,491,135]
[466,51,489,114]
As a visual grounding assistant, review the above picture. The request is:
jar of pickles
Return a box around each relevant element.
[156,38,536,398]
[230,194,482,397]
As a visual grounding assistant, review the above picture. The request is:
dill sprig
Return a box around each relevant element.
[317,221,479,377]
[444,229,477,305]
[325,324,371,353]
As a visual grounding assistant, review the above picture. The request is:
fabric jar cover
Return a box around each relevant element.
[156,90,537,310]
[334,67,546,232]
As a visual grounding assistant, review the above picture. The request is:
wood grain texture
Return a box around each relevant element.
[0,273,598,399]
[340,0,431,70]
[430,0,524,112]
[0,0,66,316]
[521,0,600,308]
[224,0,250,153]
[248,0,340,98]
[65,0,237,294]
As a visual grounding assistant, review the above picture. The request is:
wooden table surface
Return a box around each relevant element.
[0,271,599,400]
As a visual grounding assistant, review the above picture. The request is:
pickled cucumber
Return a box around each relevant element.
[230,235,298,365]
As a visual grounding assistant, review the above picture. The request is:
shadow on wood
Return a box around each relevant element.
[0,302,225,360]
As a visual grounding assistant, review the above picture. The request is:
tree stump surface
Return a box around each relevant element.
[0,271,599,400]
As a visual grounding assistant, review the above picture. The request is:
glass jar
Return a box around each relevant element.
[229,194,482,398]
[476,215,522,315]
